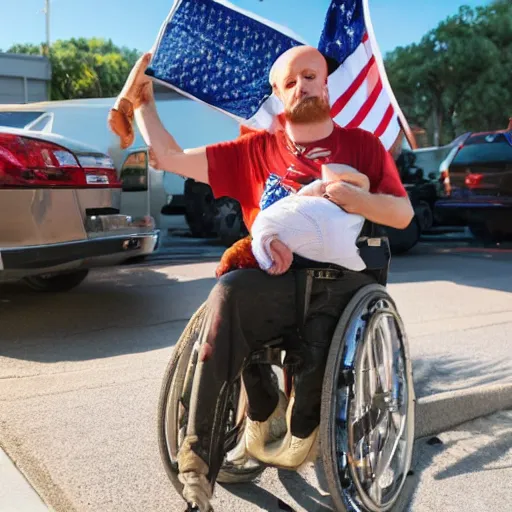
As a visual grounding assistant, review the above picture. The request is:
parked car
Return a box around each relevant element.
[395,133,473,231]
[0,127,159,291]
[435,129,512,242]
[0,90,241,232]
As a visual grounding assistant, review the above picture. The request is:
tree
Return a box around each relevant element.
[7,38,141,101]
[385,2,512,146]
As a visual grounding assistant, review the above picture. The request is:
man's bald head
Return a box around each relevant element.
[269,46,328,88]
[269,45,331,125]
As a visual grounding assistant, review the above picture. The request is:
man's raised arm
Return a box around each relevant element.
[108,53,209,185]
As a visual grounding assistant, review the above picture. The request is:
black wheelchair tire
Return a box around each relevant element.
[157,303,207,495]
[320,284,416,512]
[157,302,264,497]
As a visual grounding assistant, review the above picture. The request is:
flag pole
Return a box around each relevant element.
[361,0,417,150]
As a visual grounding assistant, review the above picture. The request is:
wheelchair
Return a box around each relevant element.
[157,223,416,512]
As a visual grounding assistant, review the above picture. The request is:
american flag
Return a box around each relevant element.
[147,0,414,151]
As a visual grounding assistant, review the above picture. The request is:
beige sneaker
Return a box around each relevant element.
[245,391,288,459]
[177,436,213,512]
[246,392,319,470]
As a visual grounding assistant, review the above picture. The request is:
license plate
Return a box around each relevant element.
[86,175,109,185]
[86,215,133,232]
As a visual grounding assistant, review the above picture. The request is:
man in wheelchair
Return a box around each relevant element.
[110,45,414,512]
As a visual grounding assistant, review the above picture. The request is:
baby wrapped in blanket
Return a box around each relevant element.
[251,164,368,272]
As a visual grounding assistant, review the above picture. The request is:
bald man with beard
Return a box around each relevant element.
[110,46,414,512]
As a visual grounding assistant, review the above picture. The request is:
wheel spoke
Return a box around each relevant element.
[374,406,406,484]
[368,476,383,505]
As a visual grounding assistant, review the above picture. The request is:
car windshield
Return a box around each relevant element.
[0,111,45,129]
[452,134,512,165]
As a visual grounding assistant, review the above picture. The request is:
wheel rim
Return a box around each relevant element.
[334,297,415,512]
[163,343,246,471]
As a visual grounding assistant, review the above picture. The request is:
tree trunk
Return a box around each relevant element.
[431,98,444,146]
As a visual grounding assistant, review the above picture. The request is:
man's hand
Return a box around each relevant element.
[335,172,370,192]
[325,181,414,229]
[267,238,293,275]
[321,164,370,192]
[324,181,369,214]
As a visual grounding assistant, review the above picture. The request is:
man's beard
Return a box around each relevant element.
[284,95,332,124]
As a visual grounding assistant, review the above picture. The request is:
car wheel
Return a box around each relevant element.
[184,179,216,238]
[24,269,89,292]
[214,198,248,247]
[416,200,434,232]
[387,216,421,255]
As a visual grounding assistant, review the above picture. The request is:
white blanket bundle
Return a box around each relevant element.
[251,164,367,271]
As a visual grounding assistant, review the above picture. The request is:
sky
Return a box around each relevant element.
[0,0,492,57]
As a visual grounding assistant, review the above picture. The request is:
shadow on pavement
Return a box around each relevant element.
[222,467,335,512]
[0,265,215,363]
[277,468,334,511]
[413,354,512,398]
[222,480,291,511]
[433,411,512,481]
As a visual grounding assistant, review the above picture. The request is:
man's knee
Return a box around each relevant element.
[209,269,261,307]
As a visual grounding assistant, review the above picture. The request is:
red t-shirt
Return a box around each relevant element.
[206,124,407,231]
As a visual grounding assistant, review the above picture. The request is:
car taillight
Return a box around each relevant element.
[0,133,82,188]
[0,133,119,189]
[465,173,484,189]
[440,169,451,195]
[120,151,148,192]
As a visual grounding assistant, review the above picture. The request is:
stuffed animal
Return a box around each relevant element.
[107,53,153,149]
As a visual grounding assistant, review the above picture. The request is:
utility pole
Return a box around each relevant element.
[43,0,52,100]
[44,0,51,50]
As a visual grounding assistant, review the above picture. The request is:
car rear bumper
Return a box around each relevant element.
[435,198,512,209]
[0,231,159,276]
[434,197,512,225]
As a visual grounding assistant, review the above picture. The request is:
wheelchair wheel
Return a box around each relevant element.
[320,284,415,512]
[157,302,264,497]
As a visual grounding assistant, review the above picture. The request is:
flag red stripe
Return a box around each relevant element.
[330,55,376,118]
[374,103,395,137]
[345,77,383,129]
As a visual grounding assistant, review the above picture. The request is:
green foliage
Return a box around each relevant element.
[7,38,141,101]
[385,1,512,146]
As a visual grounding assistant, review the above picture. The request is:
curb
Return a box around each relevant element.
[414,381,512,439]
[0,447,48,512]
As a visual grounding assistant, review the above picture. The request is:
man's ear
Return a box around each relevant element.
[272,83,282,100]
